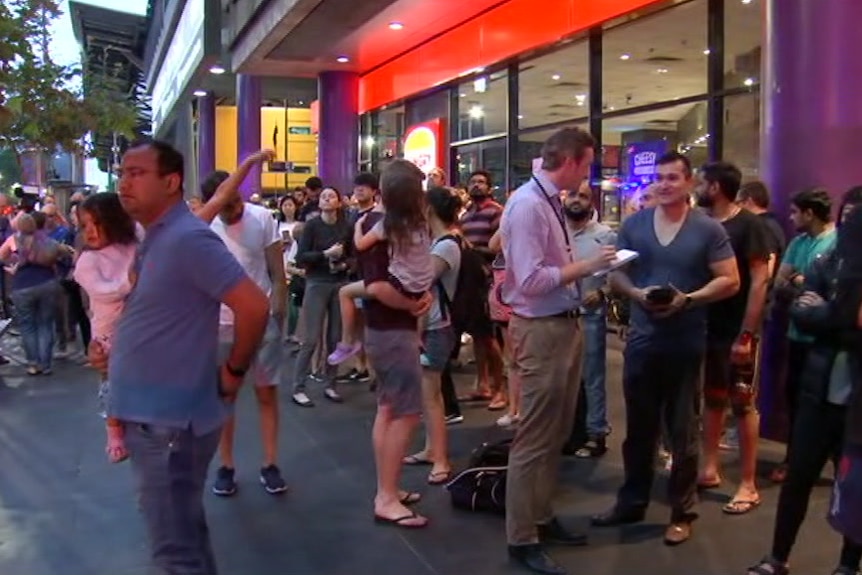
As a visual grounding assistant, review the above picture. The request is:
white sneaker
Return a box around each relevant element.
[291,392,314,407]
[496,413,520,427]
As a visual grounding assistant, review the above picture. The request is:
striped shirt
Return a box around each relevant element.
[460,198,503,249]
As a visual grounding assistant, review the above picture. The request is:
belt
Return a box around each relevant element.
[548,309,581,320]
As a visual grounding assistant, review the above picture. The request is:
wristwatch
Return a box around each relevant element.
[225,361,248,378]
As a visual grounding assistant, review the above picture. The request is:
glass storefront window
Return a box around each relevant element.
[518,39,588,130]
[453,137,507,198]
[725,0,761,90]
[514,122,588,188]
[455,69,507,141]
[602,0,708,112]
[722,92,760,178]
[602,101,709,183]
[366,105,404,173]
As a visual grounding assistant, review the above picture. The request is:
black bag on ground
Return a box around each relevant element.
[446,466,507,515]
[468,438,513,467]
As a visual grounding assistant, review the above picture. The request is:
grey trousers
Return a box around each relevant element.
[506,315,584,545]
[292,279,344,393]
[126,423,221,575]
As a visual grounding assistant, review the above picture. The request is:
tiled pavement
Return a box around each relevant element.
[0,334,844,575]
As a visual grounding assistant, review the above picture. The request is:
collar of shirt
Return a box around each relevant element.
[533,171,562,202]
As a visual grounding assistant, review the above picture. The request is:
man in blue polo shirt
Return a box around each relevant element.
[91,140,269,575]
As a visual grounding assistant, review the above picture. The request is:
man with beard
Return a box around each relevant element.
[694,162,770,515]
[563,181,616,458]
[200,150,290,497]
[771,188,837,483]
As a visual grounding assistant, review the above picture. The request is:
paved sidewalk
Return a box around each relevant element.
[0,336,844,575]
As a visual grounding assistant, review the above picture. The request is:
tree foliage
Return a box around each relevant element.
[0,0,138,160]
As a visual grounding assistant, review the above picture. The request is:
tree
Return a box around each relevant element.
[0,0,138,182]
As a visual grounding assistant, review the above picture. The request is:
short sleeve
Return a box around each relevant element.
[616,218,633,251]
[432,238,460,272]
[745,216,771,262]
[370,220,386,241]
[707,219,735,263]
[261,209,280,247]
[782,235,801,268]
[180,228,247,301]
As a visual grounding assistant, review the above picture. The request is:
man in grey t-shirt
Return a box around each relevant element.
[591,152,739,546]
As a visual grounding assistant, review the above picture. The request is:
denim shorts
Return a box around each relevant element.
[422,326,455,372]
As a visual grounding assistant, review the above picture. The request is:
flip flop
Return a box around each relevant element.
[427,470,452,485]
[722,497,761,515]
[403,453,433,466]
[697,476,722,490]
[373,510,428,529]
[399,491,421,505]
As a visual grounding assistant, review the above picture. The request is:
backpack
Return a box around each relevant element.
[435,234,492,335]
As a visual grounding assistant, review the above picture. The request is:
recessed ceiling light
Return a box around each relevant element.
[518,115,524,120]
[742,0,752,4]
[620,54,631,61]
[656,68,669,74]
[336,56,350,63]
[703,49,711,55]
[388,22,404,30]
[209,65,225,75]
[459,93,466,98]
[744,77,755,86]
[193,90,207,97]
[551,74,561,81]
[468,105,484,119]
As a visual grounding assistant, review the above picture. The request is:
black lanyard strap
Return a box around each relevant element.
[532,176,572,258]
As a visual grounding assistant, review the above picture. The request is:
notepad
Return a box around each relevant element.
[592,249,639,277]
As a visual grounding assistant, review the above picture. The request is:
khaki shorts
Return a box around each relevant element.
[218,317,284,387]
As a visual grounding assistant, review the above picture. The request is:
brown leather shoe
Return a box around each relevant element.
[663,522,691,545]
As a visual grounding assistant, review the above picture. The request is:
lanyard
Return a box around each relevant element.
[532,176,573,261]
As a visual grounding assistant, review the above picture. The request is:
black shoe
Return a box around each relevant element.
[259,464,288,495]
[508,544,566,575]
[590,506,645,527]
[537,518,588,546]
[213,466,238,497]
[574,437,607,459]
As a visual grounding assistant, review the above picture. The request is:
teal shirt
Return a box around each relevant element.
[782,228,838,342]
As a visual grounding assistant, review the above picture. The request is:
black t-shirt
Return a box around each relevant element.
[759,212,787,275]
[359,211,416,332]
[707,209,770,341]
[294,215,353,281]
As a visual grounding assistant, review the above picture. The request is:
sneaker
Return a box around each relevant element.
[324,388,343,403]
[292,392,314,407]
[445,414,464,425]
[720,427,739,451]
[336,369,371,383]
[327,342,362,366]
[496,413,520,428]
[420,353,431,368]
[575,437,608,459]
[213,466,238,496]
[259,465,288,495]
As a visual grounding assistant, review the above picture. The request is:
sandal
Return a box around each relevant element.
[399,491,421,505]
[487,399,508,411]
[427,470,452,485]
[747,557,789,575]
[723,496,761,515]
[403,453,433,466]
[697,475,722,490]
[373,510,428,529]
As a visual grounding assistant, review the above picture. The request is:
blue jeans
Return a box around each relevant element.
[11,280,61,370]
[125,423,221,575]
[582,310,610,437]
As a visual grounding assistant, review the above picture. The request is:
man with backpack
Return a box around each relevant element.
[500,128,616,575]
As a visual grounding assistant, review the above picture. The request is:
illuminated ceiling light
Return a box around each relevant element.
[364,136,375,148]
[336,56,350,63]
[459,93,466,98]
[703,49,711,55]
[551,74,561,81]
[656,68,669,74]
[474,77,487,93]
[468,105,484,119]
[193,90,207,97]
[517,115,523,120]
[744,77,755,86]
[620,54,631,60]
[742,0,752,4]
[388,22,404,30]
[209,65,226,75]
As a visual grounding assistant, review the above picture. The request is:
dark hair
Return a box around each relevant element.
[128,139,185,189]
[353,172,380,190]
[200,170,230,202]
[791,187,832,222]
[426,187,463,227]
[469,170,493,186]
[277,195,298,222]
[31,211,47,230]
[80,192,137,246]
[380,160,427,252]
[838,186,862,226]
[737,181,771,209]
[657,151,693,177]
[305,176,323,191]
[700,161,742,202]
[541,127,596,171]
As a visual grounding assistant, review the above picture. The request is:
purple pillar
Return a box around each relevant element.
[759,0,862,440]
[197,93,216,183]
[318,71,359,192]
[237,74,262,199]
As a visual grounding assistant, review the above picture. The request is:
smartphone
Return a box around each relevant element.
[646,286,675,306]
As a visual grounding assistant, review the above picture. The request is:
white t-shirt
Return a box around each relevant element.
[425,236,461,331]
[278,220,298,268]
[211,203,280,325]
